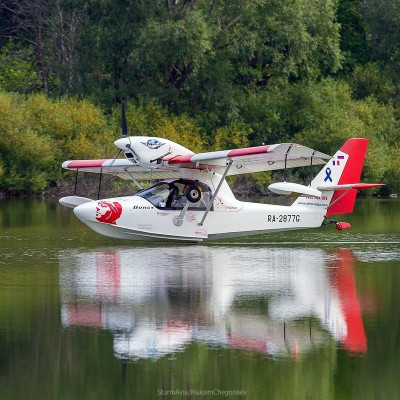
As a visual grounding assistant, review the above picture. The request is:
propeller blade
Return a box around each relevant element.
[121,102,128,138]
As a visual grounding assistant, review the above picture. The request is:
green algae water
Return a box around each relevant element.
[0,198,399,400]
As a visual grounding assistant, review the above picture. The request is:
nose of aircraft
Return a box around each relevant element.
[114,137,130,150]
[74,201,96,222]
[74,200,124,226]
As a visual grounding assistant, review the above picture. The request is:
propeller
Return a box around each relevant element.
[109,102,128,167]
[114,102,140,164]
[121,102,128,138]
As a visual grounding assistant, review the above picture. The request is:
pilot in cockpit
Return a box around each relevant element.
[170,184,190,208]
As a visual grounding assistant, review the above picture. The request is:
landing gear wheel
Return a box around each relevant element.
[186,186,201,203]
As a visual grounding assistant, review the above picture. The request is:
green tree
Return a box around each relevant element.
[336,0,367,73]
[348,63,399,105]
[0,0,87,93]
[0,41,41,92]
[360,0,400,63]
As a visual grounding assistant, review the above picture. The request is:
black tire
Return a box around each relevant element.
[186,186,201,203]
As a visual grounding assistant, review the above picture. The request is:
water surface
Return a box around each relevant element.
[0,198,399,399]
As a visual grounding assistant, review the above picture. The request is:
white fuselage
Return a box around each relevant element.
[73,170,325,242]
[74,197,324,242]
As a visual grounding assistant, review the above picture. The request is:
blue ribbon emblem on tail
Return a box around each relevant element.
[324,168,333,182]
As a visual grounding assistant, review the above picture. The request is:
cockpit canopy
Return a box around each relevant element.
[136,179,212,210]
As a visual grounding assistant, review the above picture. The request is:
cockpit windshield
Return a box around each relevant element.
[136,179,212,210]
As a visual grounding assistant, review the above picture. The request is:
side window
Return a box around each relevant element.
[198,191,211,209]
[170,184,211,210]
[136,180,212,210]
[137,184,170,208]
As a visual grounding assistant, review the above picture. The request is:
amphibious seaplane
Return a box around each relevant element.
[60,112,383,242]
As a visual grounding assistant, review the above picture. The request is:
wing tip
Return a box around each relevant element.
[62,159,106,169]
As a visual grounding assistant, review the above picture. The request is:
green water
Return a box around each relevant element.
[0,198,399,400]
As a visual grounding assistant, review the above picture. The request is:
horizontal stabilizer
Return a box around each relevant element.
[318,183,384,191]
[59,196,94,208]
[268,182,322,197]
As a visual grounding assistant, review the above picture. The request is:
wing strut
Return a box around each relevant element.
[283,144,293,181]
[198,160,233,227]
[74,170,79,195]
[97,169,103,200]
[173,202,190,226]
[310,150,316,185]
[325,189,351,210]
[124,169,143,190]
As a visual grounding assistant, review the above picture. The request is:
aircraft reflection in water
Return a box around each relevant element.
[59,247,367,361]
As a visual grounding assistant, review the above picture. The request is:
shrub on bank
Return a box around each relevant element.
[0,89,396,196]
[0,92,114,192]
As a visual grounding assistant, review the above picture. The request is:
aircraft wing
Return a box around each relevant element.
[62,143,330,180]
[62,159,180,180]
[164,143,331,175]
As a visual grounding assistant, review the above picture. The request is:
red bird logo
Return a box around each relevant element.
[95,201,122,224]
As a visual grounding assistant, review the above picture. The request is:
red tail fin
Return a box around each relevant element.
[326,138,369,216]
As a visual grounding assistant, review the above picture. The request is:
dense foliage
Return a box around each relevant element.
[0,0,399,194]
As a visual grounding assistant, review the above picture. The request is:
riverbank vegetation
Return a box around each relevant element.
[0,0,399,195]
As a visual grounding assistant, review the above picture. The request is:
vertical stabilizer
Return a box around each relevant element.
[325,138,368,216]
[292,138,369,216]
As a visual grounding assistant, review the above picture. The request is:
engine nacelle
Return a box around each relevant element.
[114,136,193,167]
